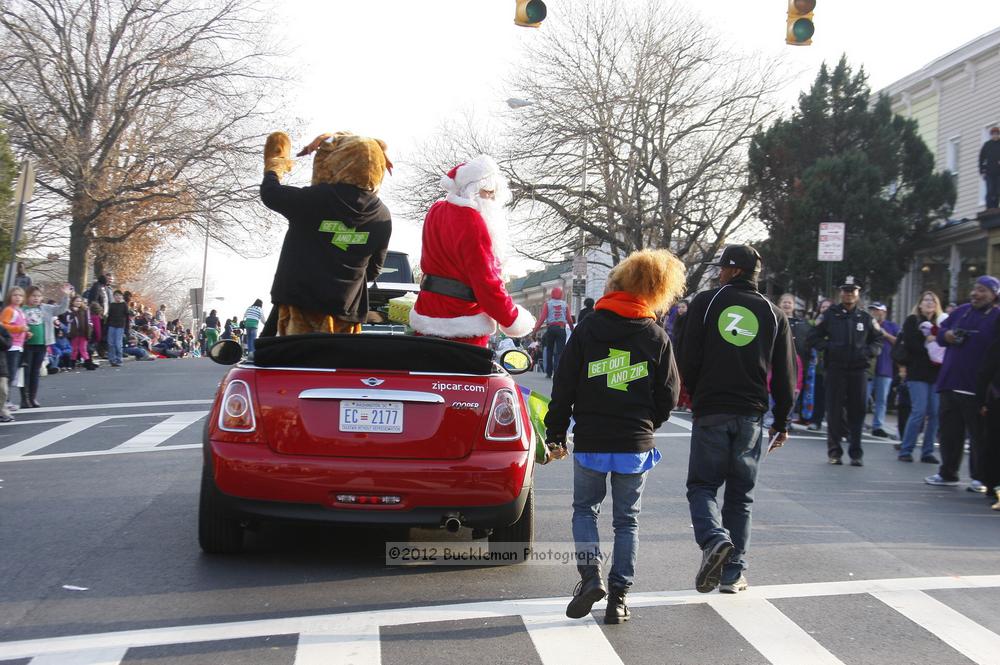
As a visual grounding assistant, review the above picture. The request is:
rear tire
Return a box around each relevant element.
[198,467,245,554]
[488,487,534,562]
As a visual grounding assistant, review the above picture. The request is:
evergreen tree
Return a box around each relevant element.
[748,56,955,301]
[0,122,16,269]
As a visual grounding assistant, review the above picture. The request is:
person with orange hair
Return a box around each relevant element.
[545,248,685,625]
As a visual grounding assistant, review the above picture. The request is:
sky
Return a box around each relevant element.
[198,0,1000,318]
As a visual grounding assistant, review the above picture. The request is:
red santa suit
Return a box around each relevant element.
[409,156,535,347]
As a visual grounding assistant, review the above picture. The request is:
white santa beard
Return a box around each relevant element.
[474,196,510,264]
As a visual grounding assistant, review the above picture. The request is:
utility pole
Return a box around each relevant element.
[4,160,34,293]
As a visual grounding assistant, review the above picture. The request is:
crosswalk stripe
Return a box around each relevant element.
[871,589,1000,665]
[0,417,109,458]
[521,612,624,665]
[114,412,207,451]
[708,596,845,665]
[1,575,997,662]
[294,617,381,665]
[29,646,128,664]
[21,400,212,415]
[0,444,200,463]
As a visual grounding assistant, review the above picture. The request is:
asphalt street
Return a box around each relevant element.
[1,358,998,664]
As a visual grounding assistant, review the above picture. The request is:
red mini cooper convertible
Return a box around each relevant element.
[199,334,535,554]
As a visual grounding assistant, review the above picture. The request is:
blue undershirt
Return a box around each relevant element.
[574,448,661,474]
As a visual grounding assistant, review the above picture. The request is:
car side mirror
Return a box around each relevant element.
[500,349,532,375]
[209,339,243,365]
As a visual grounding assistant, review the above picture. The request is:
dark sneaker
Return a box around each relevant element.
[696,540,734,593]
[898,454,913,462]
[850,459,864,467]
[604,587,630,624]
[920,455,940,464]
[871,429,889,438]
[719,575,748,594]
[828,457,843,465]
[925,474,959,487]
[566,575,607,619]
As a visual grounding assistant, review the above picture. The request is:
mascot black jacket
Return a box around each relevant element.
[261,171,392,322]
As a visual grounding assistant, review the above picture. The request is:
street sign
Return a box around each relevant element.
[572,254,587,277]
[572,278,586,296]
[817,222,845,262]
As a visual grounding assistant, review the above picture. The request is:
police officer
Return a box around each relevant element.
[679,245,795,594]
[808,276,883,466]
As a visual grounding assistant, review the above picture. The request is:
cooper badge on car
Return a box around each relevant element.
[361,377,384,387]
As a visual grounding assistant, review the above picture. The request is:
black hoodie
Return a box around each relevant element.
[678,278,795,431]
[544,309,679,453]
[261,171,392,323]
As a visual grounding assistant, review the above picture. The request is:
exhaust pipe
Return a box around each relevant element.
[443,515,462,533]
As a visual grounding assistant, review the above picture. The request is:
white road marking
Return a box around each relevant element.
[0,417,109,458]
[0,444,201,463]
[871,589,1000,665]
[0,412,202,428]
[15,400,212,415]
[667,416,693,430]
[1,575,998,663]
[708,596,844,665]
[114,412,207,451]
[294,617,381,665]
[521,612,624,665]
[30,647,129,665]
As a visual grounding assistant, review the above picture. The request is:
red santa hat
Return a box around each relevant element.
[440,155,511,209]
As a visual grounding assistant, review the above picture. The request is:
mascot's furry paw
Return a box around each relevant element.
[499,305,535,339]
[264,131,294,180]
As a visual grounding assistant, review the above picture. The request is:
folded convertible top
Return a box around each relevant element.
[251,333,496,375]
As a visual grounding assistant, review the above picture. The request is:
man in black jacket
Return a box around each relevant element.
[678,245,795,595]
[807,276,883,466]
[980,126,1000,209]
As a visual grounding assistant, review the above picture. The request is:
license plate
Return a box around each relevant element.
[339,401,403,433]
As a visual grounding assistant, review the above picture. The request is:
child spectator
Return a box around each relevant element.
[21,284,71,407]
[52,326,73,369]
[0,322,12,422]
[1,287,28,411]
[68,296,97,370]
[106,290,128,367]
[544,249,684,625]
[88,301,103,360]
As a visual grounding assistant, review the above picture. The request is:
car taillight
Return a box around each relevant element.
[485,388,522,441]
[218,379,256,433]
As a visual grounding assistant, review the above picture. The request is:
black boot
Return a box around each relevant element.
[19,388,29,409]
[566,565,606,619]
[28,386,40,408]
[604,586,630,624]
[84,359,98,370]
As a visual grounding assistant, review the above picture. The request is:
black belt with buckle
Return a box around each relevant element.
[420,274,476,302]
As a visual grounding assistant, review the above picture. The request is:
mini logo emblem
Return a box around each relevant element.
[361,377,384,387]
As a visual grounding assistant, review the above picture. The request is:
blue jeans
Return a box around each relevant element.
[899,380,938,458]
[571,458,648,590]
[107,326,124,364]
[246,327,258,354]
[868,375,892,430]
[686,414,763,583]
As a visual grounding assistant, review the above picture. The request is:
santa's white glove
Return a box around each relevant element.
[500,305,535,339]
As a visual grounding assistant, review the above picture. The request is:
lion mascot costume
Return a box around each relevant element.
[260,131,392,336]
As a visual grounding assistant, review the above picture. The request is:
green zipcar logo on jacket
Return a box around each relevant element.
[588,348,649,392]
[718,305,759,347]
[318,220,369,250]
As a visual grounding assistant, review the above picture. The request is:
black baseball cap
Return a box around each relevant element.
[839,275,862,290]
[705,244,761,272]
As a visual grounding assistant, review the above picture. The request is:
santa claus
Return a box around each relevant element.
[409,155,535,346]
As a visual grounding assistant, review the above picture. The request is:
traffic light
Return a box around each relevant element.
[515,0,546,28]
[786,0,815,45]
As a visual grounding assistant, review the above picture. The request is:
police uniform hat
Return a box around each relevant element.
[839,275,862,290]
[705,245,761,271]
